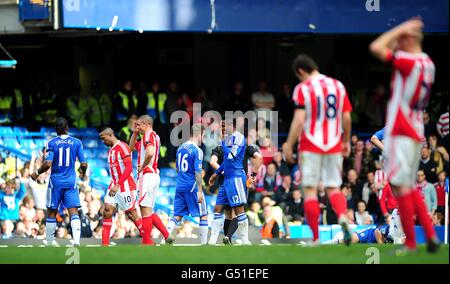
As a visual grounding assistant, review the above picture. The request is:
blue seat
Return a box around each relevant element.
[34,139,46,150]
[19,139,36,150]
[2,139,20,149]
[160,177,177,187]
[160,168,178,178]
[13,126,29,134]
[40,127,54,135]
[79,128,98,135]
[90,167,109,178]
[83,139,99,148]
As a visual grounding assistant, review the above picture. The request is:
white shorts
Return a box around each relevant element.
[300,152,343,188]
[384,135,421,187]
[104,189,136,212]
[137,173,160,209]
[389,209,405,244]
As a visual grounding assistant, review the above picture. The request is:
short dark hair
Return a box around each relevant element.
[292,54,319,74]
[55,117,68,135]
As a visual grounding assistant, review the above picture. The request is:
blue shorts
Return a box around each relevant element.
[46,182,80,210]
[174,190,208,217]
[215,175,247,207]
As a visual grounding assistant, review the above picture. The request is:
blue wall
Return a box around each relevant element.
[61,0,449,33]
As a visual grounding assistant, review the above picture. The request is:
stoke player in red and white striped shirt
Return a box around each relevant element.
[129,115,172,245]
[282,54,353,245]
[370,18,439,253]
[99,128,144,246]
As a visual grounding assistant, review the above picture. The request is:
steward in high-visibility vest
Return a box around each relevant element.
[261,217,280,239]
[35,91,58,125]
[114,81,138,124]
[142,82,168,125]
[13,89,23,121]
[67,94,89,129]
[87,92,112,128]
[0,91,13,124]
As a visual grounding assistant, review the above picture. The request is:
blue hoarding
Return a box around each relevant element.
[19,0,51,21]
[61,0,448,33]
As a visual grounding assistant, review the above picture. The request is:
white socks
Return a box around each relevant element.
[70,215,81,246]
[166,217,179,236]
[199,218,209,245]
[46,217,57,245]
[208,213,224,245]
[236,213,250,244]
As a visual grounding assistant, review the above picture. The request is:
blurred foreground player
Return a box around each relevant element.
[31,117,88,247]
[370,18,439,253]
[166,125,209,245]
[325,224,402,245]
[99,128,145,246]
[129,115,172,245]
[282,54,353,245]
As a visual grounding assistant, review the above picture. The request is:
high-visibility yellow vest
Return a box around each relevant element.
[66,97,88,128]
[145,92,167,124]
[0,95,13,123]
[116,91,138,121]
[120,126,132,143]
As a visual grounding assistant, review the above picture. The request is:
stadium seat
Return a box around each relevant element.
[40,127,54,135]
[19,139,37,150]
[83,139,99,148]
[13,126,29,135]
[33,139,46,150]
[90,167,109,178]
[160,176,177,187]
[0,126,14,137]
[2,139,20,150]
[160,167,177,178]
[79,127,98,135]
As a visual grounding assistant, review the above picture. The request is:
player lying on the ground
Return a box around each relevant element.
[99,128,145,246]
[282,54,353,245]
[165,125,209,245]
[370,18,439,253]
[208,118,256,245]
[208,119,262,245]
[325,224,403,245]
[129,115,172,245]
[31,117,88,247]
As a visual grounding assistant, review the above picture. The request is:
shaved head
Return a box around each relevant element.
[138,115,153,126]
[100,127,114,136]
[99,127,117,147]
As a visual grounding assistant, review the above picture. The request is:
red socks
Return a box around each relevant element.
[411,189,436,241]
[329,191,347,219]
[152,214,169,240]
[396,193,416,249]
[102,218,113,246]
[304,199,321,241]
[142,216,154,245]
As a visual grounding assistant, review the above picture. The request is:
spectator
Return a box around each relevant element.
[0,179,26,222]
[345,169,364,204]
[432,212,444,226]
[263,163,282,197]
[259,136,277,166]
[346,209,356,225]
[419,145,438,183]
[273,175,296,208]
[66,84,89,128]
[345,140,375,179]
[118,115,138,144]
[285,189,304,224]
[351,134,359,151]
[428,135,449,175]
[416,170,437,215]
[361,172,381,220]
[247,201,263,227]
[423,110,437,138]
[434,171,447,214]
[29,171,49,211]
[272,150,290,176]
[355,201,373,225]
[1,220,14,239]
[87,80,112,128]
[223,81,251,113]
[176,221,198,239]
[0,86,14,124]
[378,183,398,221]
[275,84,294,132]
[437,106,449,145]
[252,80,275,113]
[256,117,271,143]
[341,183,357,211]
[33,209,46,227]
[261,205,280,239]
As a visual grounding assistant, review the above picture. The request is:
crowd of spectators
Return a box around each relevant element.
[1,79,449,241]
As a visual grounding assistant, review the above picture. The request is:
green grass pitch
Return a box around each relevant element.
[0,244,448,264]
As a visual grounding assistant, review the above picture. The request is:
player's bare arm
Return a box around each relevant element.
[79,162,88,179]
[282,108,305,164]
[369,18,424,62]
[247,152,262,186]
[128,124,139,151]
[342,111,352,158]
[139,145,155,173]
[30,160,52,181]
[370,135,384,152]
[210,155,220,170]
[196,171,204,204]
[375,229,384,244]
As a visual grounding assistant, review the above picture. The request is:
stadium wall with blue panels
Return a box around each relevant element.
[61,0,449,33]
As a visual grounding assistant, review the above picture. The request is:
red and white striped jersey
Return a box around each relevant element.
[385,50,435,142]
[374,169,387,186]
[292,74,352,154]
[135,129,160,174]
[108,141,136,192]
[437,112,449,137]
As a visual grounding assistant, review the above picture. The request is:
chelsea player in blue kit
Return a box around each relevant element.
[326,224,399,244]
[31,118,88,246]
[209,118,252,245]
[165,125,209,244]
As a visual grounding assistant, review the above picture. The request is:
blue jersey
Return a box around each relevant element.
[355,224,390,243]
[175,141,203,192]
[216,131,246,179]
[45,135,86,189]
[373,127,385,141]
